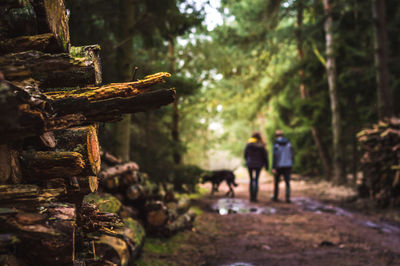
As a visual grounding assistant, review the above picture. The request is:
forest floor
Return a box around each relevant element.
[137,169,400,266]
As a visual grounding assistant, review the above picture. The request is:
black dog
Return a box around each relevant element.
[202,170,238,197]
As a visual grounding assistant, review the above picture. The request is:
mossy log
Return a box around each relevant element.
[54,125,101,176]
[0,202,76,265]
[165,195,191,221]
[0,0,70,51]
[0,75,173,143]
[22,151,86,179]
[82,216,145,265]
[0,51,98,88]
[70,45,102,85]
[162,211,196,237]
[0,33,62,56]
[44,72,173,117]
[125,179,159,201]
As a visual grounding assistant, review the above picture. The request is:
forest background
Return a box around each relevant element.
[66,0,400,188]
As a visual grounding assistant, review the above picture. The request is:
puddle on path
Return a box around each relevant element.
[212,198,276,215]
[292,197,353,217]
[292,197,400,235]
[222,263,255,266]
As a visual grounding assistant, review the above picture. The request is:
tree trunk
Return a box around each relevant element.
[113,0,136,162]
[296,0,331,177]
[371,0,393,119]
[169,36,181,165]
[323,0,346,184]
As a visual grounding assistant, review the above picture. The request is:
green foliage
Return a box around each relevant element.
[170,164,207,192]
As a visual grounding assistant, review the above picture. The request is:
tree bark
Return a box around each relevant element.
[371,0,393,119]
[323,0,346,184]
[296,0,331,177]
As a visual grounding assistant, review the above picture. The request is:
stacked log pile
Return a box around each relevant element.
[357,117,400,206]
[99,151,196,237]
[0,0,175,264]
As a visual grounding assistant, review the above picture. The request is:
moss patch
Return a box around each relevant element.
[83,192,121,213]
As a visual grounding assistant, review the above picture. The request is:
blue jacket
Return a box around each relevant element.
[244,138,269,169]
[273,137,293,169]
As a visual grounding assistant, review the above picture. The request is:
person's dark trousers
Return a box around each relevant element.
[273,167,291,201]
[248,167,261,201]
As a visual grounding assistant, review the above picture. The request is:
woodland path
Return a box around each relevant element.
[138,171,400,266]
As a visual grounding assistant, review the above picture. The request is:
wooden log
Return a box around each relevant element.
[0,75,173,143]
[79,202,123,233]
[30,0,70,51]
[0,1,37,39]
[0,184,66,205]
[0,0,70,51]
[145,201,168,228]
[166,195,191,221]
[22,151,86,179]
[83,217,145,265]
[0,51,98,88]
[162,211,196,237]
[68,176,98,195]
[0,145,11,184]
[100,151,122,166]
[99,162,139,180]
[54,125,101,176]
[9,150,22,184]
[125,179,159,201]
[0,33,62,56]
[0,202,76,264]
[70,45,102,85]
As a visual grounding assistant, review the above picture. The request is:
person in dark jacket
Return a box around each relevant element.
[272,129,294,203]
[244,132,269,202]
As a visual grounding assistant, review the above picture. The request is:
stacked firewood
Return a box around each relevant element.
[357,117,400,206]
[99,151,196,237]
[0,0,174,265]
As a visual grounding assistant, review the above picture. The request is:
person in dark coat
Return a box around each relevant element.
[244,132,269,202]
[272,129,294,203]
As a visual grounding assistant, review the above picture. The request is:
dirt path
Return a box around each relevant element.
[138,172,400,266]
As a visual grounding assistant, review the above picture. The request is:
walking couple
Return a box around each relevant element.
[244,130,294,203]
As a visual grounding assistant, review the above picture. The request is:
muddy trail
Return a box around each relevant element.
[138,173,400,266]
